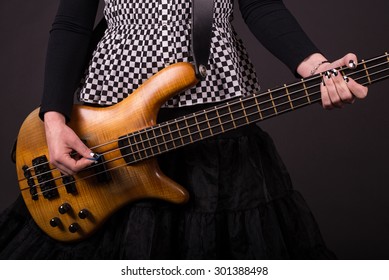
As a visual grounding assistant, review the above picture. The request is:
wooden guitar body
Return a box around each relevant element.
[16,62,198,242]
[15,53,389,242]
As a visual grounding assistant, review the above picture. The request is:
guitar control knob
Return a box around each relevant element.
[68,223,80,233]
[49,217,61,227]
[58,203,71,214]
[78,209,89,219]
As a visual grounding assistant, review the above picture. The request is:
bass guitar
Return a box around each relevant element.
[15,52,389,242]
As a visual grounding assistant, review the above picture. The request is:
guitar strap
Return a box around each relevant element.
[88,1,215,80]
[191,0,215,80]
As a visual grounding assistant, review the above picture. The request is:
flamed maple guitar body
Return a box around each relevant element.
[16,63,198,242]
[16,53,389,242]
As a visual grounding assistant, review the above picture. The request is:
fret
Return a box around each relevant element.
[156,124,169,152]
[205,109,223,135]
[182,116,194,143]
[233,99,250,126]
[162,120,180,150]
[228,101,247,127]
[160,122,175,150]
[126,134,141,161]
[227,105,237,129]
[303,76,321,103]
[185,115,202,142]
[118,134,137,163]
[362,59,372,84]
[301,79,312,104]
[203,110,214,137]
[215,109,225,133]
[218,104,237,131]
[242,97,262,123]
[166,124,177,149]
[193,114,205,140]
[193,112,212,138]
[253,94,264,120]
[284,84,294,109]
[268,89,278,115]
[133,132,147,159]
[241,99,250,124]
[138,130,153,158]
[176,117,191,144]
[256,91,276,118]
[149,127,162,155]
[165,121,184,148]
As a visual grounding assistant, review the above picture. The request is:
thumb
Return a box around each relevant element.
[70,138,97,166]
[330,53,358,69]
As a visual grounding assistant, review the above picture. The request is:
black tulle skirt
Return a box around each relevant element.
[0,107,336,260]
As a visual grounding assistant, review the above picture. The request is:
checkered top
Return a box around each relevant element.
[77,0,260,107]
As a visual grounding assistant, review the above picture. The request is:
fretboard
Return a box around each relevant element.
[121,52,389,164]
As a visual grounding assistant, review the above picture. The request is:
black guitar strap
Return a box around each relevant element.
[191,0,215,80]
[89,1,215,80]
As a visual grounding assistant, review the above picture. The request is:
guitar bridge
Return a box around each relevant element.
[22,165,38,200]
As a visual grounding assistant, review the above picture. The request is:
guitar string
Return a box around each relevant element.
[27,72,389,197]
[25,55,388,177]
[21,57,388,194]
[24,54,387,174]
[22,56,386,186]
[22,59,389,193]
[28,72,389,196]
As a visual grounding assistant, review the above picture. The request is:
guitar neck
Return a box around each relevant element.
[122,52,389,163]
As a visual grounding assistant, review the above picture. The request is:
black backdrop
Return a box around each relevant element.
[0,0,388,259]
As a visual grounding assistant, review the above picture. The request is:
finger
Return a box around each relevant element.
[345,76,369,99]
[330,53,358,69]
[69,136,94,160]
[320,79,334,109]
[323,71,343,108]
[51,155,78,176]
[330,69,354,103]
[55,154,95,175]
[50,140,94,174]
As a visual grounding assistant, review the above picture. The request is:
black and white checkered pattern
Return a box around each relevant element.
[77,0,260,107]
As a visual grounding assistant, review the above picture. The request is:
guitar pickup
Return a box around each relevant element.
[32,155,59,199]
[92,154,111,183]
[62,175,77,194]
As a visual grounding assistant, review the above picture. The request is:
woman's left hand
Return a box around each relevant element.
[297,53,368,109]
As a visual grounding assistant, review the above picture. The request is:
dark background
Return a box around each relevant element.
[0,0,388,259]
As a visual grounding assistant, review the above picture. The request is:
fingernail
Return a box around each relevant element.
[348,60,357,69]
[331,69,338,76]
[325,71,332,79]
[343,75,349,83]
[87,152,101,162]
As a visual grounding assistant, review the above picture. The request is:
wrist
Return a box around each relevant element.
[297,53,330,78]
[43,111,66,125]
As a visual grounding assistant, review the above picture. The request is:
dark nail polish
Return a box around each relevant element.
[331,69,338,76]
[348,60,356,69]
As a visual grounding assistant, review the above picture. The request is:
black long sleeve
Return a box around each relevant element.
[239,0,320,73]
[39,0,100,121]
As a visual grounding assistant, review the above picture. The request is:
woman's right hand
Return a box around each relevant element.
[44,111,94,175]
